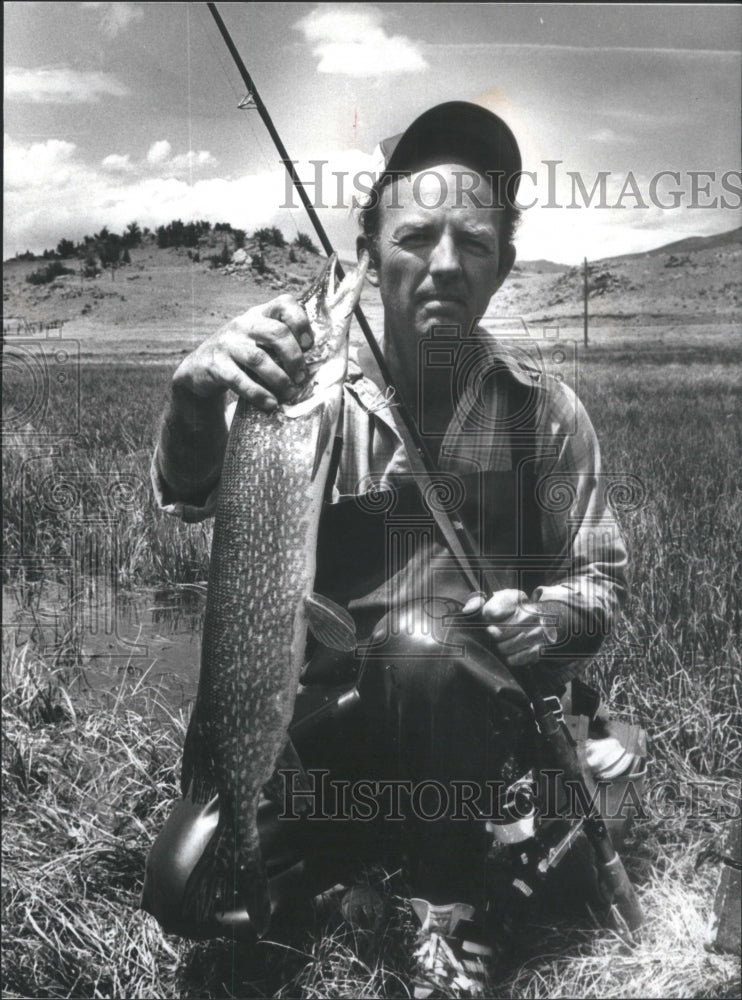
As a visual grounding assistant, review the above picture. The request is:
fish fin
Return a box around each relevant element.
[311,402,338,481]
[182,813,271,937]
[182,813,232,926]
[180,705,216,802]
[305,592,357,651]
[263,737,312,810]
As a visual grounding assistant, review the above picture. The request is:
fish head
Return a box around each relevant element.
[299,252,369,379]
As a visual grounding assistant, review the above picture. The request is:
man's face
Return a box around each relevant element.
[372,163,511,360]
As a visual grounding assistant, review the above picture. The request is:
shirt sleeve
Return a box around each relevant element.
[531,378,630,634]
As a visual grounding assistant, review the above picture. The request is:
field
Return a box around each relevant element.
[2,326,741,997]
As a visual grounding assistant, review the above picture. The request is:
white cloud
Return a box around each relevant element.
[5,65,129,103]
[146,140,172,165]
[169,150,218,173]
[80,2,143,38]
[294,5,427,77]
[145,141,217,175]
[589,128,631,144]
[3,135,276,255]
[101,153,134,172]
[514,167,742,263]
[4,136,79,190]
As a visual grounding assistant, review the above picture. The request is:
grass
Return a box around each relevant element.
[2,342,740,998]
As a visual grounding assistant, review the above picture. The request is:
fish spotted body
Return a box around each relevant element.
[181,253,368,934]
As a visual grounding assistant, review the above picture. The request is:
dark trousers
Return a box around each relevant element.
[141,601,535,938]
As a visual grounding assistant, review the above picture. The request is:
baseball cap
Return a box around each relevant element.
[377,101,522,198]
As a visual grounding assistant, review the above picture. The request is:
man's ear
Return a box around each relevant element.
[356,235,379,287]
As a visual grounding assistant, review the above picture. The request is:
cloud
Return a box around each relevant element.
[3,135,242,255]
[101,153,134,172]
[80,2,143,38]
[4,136,80,190]
[5,65,129,103]
[146,140,172,166]
[2,136,380,257]
[294,5,427,76]
[589,128,631,144]
[146,141,217,175]
[169,150,219,173]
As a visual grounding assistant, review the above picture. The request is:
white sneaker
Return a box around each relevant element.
[410,898,492,999]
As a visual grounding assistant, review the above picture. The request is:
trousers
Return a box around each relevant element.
[141,600,541,939]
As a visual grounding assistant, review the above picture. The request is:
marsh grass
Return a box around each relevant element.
[2,345,740,997]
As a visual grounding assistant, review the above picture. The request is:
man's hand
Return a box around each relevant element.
[172,293,314,412]
[461,589,558,670]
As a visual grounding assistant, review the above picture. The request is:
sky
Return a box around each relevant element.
[4,2,741,263]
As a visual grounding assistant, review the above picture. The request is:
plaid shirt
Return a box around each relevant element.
[152,337,629,656]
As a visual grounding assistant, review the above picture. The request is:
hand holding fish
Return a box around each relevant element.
[172,293,316,411]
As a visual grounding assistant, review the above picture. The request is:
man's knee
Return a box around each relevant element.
[360,602,466,702]
[368,601,462,656]
[360,600,527,708]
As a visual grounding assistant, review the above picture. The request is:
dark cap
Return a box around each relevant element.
[378,101,522,196]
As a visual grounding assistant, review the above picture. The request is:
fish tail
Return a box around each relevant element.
[182,814,271,936]
[235,840,271,938]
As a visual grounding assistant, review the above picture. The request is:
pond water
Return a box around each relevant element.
[3,579,205,717]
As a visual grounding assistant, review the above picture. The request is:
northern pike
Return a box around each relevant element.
[181,252,369,934]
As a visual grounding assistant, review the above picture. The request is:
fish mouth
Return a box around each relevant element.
[300,252,369,311]
[299,253,338,307]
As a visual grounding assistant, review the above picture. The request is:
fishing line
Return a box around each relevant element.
[195,3,242,104]
[196,4,301,245]
[240,116,306,246]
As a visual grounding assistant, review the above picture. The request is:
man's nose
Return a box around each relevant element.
[428,232,461,276]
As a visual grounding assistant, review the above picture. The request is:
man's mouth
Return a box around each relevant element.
[416,293,465,308]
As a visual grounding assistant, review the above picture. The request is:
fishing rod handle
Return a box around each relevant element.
[595,852,645,936]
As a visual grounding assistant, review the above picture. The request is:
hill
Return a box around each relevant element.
[610,226,742,262]
[492,226,741,327]
[3,224,740,360]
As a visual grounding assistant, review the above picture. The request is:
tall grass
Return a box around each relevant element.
[578,344,741,781]
[3,365,213,589]
[2,346,740,997]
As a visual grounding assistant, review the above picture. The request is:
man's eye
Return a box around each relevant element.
[462,237,494,255]
[399,232,431,247]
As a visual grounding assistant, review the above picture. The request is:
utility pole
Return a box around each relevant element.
[583,256,589,348]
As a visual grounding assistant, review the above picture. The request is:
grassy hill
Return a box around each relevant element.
[3,225,740,360]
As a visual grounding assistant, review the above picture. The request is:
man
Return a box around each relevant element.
[144,103,636,994]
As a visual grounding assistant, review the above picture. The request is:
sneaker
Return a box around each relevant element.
[409,898,493,999]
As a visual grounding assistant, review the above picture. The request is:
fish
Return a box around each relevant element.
[180,252,369,935]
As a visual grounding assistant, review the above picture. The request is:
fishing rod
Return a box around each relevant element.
[205,1,643,940]
[207,0,484,596]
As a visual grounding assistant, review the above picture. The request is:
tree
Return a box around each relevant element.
[294,232,319,254]
[253,226,286,249]
[123,221,142,248]
[56,238,76,258]
[96,230,122,279]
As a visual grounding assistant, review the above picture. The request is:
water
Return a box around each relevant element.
[3,579,205,716]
